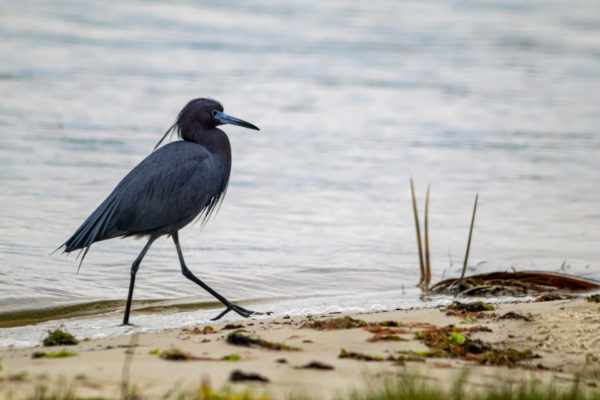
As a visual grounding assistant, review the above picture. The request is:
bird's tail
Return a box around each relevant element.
[58,196,120,272]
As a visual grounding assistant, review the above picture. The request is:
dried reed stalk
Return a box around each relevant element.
[410,178,425,286]
[455,194,479,296]
[424,185,431,287]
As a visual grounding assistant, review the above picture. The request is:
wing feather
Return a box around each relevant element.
[60,141,228,268]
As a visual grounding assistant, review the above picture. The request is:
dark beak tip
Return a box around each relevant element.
[244,122,260,131]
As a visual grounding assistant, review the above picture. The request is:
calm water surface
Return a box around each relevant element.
[1,0,600,324]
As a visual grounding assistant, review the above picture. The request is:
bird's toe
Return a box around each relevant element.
[211,304,264,320]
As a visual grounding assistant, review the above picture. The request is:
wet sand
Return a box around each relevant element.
[1,298,599,399]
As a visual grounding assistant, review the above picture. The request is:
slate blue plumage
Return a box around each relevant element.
[60,98,261,324]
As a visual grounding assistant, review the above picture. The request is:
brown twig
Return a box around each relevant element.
[410,178,425,286]
[455,194,479,296]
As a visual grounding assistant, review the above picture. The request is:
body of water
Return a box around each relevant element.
[1,0,599,344]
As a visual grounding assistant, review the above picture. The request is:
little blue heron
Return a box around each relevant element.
[59,98,261,324]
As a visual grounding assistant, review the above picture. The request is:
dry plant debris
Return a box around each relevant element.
[180,326,215,335]
[300,316,368,330]
[430,272,599,297]
[445,301,494,313]
[415,325,536,367]
[226,332,302,351]
[297,361,334,370]
[222,324,244,330]
[534,294,567,302]
[302,316,434,333]
[339,349,386,361]
[365,326,414,334]
[443,301,496,323]
[340,349,421,364]
[159,348,194,360]
[158,348,223,361]
[367,333,406,342]
[229,370,269,383]
[366,326,408,343]
[498,311,532,322]
[363,321,454,343]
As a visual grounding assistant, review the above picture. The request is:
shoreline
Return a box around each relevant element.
[0,292,457,348]
[1,297,599,398]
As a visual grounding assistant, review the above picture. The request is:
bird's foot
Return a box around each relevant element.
[211,304,266,320]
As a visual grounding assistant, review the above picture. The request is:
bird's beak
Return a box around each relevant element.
[213,111,260,131]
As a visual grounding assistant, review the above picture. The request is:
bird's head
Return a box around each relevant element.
[155,98,259,150]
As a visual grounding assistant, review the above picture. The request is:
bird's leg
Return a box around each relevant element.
[172,232,261,320]
[123,237,156,325]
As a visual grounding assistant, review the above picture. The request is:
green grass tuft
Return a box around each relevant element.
[31,350,77,359]
[586,294,600,303]
[3,372,600,400]
[344,372,600,400]
[42,329,78,347]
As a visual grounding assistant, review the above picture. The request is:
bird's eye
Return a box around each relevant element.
[211,110,218,117]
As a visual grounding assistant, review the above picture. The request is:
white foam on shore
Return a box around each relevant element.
[0,290,529,348]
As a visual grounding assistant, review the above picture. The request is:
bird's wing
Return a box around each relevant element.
[111,143,226,235]
[62,141,227,255]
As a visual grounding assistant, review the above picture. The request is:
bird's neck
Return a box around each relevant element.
[193,129,232,163]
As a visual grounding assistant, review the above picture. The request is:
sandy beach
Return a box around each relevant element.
[1,298,599,399]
